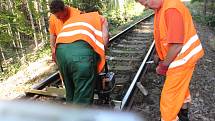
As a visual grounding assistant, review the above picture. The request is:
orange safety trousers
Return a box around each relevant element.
[160,65,195,121]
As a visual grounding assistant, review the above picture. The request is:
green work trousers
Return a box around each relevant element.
[56,40,98,105]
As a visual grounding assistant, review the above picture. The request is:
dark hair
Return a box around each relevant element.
[49,0,65,13]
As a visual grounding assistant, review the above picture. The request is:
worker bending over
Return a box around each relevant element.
[49,0,109,105]
[55,12,109,104]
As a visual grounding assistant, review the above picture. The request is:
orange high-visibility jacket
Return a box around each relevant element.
[56,12,105,73]
[49,7,81,36]
[154,0,204,71]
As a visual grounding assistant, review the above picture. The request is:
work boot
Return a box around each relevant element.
[178,108,189,121]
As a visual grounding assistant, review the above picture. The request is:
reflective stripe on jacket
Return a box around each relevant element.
[56,12,105,73]
[49,6,81,35]
[154,0,204,70]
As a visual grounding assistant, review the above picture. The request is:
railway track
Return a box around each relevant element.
[18,12,155,111]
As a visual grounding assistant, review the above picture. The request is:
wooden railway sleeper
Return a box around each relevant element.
[136,82,148,96]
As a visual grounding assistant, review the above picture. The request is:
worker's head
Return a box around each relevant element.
[136,0,163,10]
[49,0,68,19]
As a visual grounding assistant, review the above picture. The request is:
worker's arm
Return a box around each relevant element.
[156,9,184,75]
[101,16,109,48]
[163,43,183,66]
[50,34,57,61]
[48,15,57,61]
[50,34,56,50]
[164,8,184,66]
[156,44,183,75]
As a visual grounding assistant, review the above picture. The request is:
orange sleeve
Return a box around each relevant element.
[69,7,81,16]
[165,8,184,44]
[49,15,56,35]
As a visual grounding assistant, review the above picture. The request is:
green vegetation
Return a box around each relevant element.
[189,0,215,29]
[0,44,51,82]
[188,0,215,49]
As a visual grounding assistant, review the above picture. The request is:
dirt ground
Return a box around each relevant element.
[0,56,57,100]
[189,23,215,121]
[131,22,215,121]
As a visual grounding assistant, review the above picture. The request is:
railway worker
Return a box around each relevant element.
[55,11,109,104]
[136,0,204,121]
[49,0,81,61]
[49,0,109,105]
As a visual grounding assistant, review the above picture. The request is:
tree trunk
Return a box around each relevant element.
[7,23,20,59]
[0,0,3,10]
[40,0,48,42]
[118,0,125,20]
[0,48,3,72]
[0,47,6,71]
[37,0,48,44]
[8,0,24,59]
[46,0,50,16]
[203,0,208,16]
[35,0,45,45]
[40,0,49,42]
[8,0,20,57]
[17,31,25,58]
[212,0,215,16]
[26,0,38,49]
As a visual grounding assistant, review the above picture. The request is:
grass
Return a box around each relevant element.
[187,2,215,30]
[109,9,154,37]
[187,2,215,49]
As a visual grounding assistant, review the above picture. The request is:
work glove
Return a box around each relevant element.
[156,61,169,76]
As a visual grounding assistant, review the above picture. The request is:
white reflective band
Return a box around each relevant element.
[169,44,203,68]
[179,34,198,54]
[161,116,179,121]
[62,22,102,37]
[57,29,104,50]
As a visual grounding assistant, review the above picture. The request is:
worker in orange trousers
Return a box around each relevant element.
[136,0,204,120]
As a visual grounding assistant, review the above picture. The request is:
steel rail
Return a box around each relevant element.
[20,12,154,100]
[25,13,154,91]
[120,41,155,110]
[32,71,60,90]
[21,71,60,98]
[109,13,154,43]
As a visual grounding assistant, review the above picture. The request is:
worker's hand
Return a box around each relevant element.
[153,54,160,65]
[156,61,169,75]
